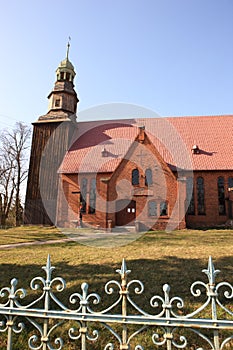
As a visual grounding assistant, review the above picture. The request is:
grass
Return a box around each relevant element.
[0,227,232,349]
[0,225,66,245]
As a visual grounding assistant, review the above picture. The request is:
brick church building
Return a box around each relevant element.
[24,48,233,231]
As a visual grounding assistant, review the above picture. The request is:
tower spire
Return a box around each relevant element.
[37,43,78,121]
[66,37,71,60]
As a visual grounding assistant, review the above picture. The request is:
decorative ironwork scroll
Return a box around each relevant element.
[0,256,232,349]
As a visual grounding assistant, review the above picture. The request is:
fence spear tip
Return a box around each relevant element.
[116,258,131,276]
[202,256,220,284]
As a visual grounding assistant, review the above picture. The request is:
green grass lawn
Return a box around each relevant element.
[0,227,232,349]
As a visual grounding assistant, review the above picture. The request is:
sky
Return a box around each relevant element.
[0,0,233,130]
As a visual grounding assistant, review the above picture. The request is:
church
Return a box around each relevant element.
[24,47,233,231]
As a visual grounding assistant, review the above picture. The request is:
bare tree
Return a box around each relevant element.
[0,153,16,226]
[0,122,31,226]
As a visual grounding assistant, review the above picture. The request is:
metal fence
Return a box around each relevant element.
[0,255,232,350]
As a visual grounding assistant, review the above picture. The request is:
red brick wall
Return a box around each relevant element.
[58,169,233,230]
[57,173,111,228]
[186,171,233,228]
[57,132,187,231]
[58,137,233,230]
[56,174,80,227]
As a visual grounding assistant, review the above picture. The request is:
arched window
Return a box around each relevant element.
[89,178,96,214]
[148,201,157,217]
[80,178,87,213]
[186,177,195,215]
[197,177,205,215]
[145,168,153,186]
[218,177,226,215]
[132,169,139,186]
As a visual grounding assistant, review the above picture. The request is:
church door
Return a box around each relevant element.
[116,200,136,226]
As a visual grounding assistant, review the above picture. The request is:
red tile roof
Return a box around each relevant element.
[59,115,233,173]
[167,115,233,171]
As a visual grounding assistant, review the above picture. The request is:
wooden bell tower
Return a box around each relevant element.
[24,43,79,225]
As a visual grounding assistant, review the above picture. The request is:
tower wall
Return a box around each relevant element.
[24,121,76,225]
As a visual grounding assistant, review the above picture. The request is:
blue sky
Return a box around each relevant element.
[0,0,233,129]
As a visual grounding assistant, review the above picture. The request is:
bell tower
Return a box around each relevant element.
[24,43,79,225]
[39,41,78,122]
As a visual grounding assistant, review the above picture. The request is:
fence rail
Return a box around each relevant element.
[0,255,232,349]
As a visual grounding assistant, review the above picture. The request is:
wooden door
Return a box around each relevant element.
[116,200,136,226]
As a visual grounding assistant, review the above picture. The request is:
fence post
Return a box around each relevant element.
[163,284,172,350]
[80,282,88,350]
[204,257,220,350]
[118,259,130,350]
[6,279,17,350]
[42,256,53,350]
[6,317,13,350]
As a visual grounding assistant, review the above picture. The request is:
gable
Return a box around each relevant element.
[106,130,177,203]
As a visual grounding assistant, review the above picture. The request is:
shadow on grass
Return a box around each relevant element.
[0,255,232,309]
[0,256,232,349]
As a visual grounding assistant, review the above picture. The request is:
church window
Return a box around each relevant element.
[148,201,157,217]
[197,177,205,215]
[160,201,168,216]
[89,178,96,214]
[66,72,70,81]
[132,169,139,186]
[80,178,87,213]
[228,177,233,190]
[145,168,153,186]
[186,177,195,215]
[60,72,64,80]
[218,177,226,215]
[55,99,60,107]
